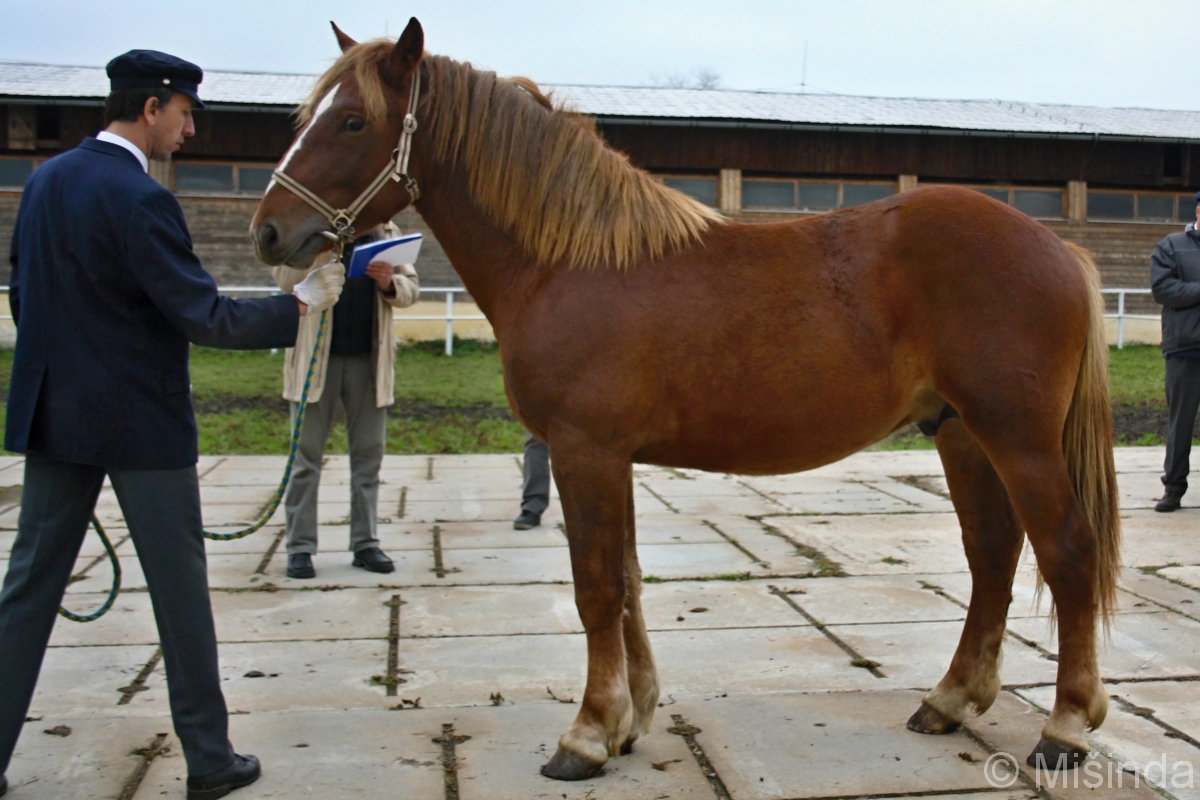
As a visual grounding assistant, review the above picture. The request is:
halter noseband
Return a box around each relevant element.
[271,70,422,259]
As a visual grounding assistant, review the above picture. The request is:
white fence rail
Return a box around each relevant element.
[1101,288,1156,349]
[0,285,1161,352]
[0,285,485,356]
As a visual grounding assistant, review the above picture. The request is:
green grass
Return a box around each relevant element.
[1108,345,1165,407]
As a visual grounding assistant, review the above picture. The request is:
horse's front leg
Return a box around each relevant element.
[541,446,634,781]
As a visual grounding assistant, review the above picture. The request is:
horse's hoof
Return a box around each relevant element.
[541,748,604,781]
[906,702,960,735]
[620,738,635,755]
[1026,737,1087,770]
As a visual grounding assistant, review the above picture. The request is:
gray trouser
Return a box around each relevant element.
[521,432,551,516]
[285,354,387,555]
[1163,356,1200,495]
[0,453,235,777]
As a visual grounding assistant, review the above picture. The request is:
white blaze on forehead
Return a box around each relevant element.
[266,83,341,193]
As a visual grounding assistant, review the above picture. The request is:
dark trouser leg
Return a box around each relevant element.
[0,454,104,775]
[521,432,551,516]
[108,466,235,777]
[341,354,385,553]
[1163,357,1200,495]
[284,356,342,556]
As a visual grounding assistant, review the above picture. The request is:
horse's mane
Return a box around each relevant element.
[299,41,724,270]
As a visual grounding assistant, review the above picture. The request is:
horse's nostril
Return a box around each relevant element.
[257,223,279,253]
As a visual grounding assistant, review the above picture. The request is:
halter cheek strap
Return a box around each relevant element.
[271,69,422,257]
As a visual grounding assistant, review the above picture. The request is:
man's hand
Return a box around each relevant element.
[293,262,346,316]
[365,261,395,293]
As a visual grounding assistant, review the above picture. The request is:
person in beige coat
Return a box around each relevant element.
[273,223,420,579]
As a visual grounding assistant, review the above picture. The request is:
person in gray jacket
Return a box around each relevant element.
[1150,191,1200,512]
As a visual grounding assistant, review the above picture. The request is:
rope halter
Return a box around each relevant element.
[271,69,422,258]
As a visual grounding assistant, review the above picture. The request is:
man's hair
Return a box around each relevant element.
[103,88,178,126]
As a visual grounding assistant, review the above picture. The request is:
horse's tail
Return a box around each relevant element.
[1059,241,1122,630]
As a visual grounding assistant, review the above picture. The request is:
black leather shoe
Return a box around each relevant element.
[186,754,260,800]
[1,774,7,797]
[286,553,315,579]
[352,547,394,573]
[513,511,541,530]
[1156,492,1182,513]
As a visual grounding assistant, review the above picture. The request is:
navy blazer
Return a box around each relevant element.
[6,138,299,469]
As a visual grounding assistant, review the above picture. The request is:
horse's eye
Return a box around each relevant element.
[344,117,365,132]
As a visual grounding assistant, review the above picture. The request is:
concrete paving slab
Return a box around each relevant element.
[766,512,971,575]
[695,514,819,574]
[48,591,159,648]
[1159,566,1200,592]
[741,473,892,496]
[1113,447,1176,473]
[680,690,997,799]
[790,574,967,624]
[919,566,1062,619]
[632,514,728,545]
[400,583,583,637]
[639,472,763,498]
[654,492,788,516]
[215,640,391,712]
[403,498,531,523]
[200,526,281,556]
[447,702,716,799]
[63,554,144,594]
[830,619,1059,688]
[639,542,767,580]
[965,690,1162,800]
[642,580,814,631]
[432,520,567,550]
[1007,612,1200,681]
[132,709,446,800]
[198,484,282,506]
[403,476,539,503]
[211,587,392,643]
[1116,568,1200,618]
[1121,512,1200,568]
[1118,471,1173,510]
[1097,680,1200,740]
[435,546,575,585]
[201,503,277,527]
[6,715,172,800]
[29,645,162,717]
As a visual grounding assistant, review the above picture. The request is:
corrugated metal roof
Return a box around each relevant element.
[3,60,1199,140]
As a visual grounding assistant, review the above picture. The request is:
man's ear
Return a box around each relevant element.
[331,21,358,53]
[142,95,162,125]
[382,17,424,90]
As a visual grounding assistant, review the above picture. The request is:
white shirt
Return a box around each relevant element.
[96,131,149,174]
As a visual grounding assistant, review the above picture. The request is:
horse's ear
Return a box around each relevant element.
[330,21,357,53]
[384,17,424,88]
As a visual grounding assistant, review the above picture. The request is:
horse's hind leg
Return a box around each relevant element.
[909,418,1025,734]
[621,482,659,753]
[984,442,1106,769]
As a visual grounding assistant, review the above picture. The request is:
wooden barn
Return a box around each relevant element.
[3,59,1199,340]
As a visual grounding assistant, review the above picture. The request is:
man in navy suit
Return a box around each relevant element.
[0,51,345,800]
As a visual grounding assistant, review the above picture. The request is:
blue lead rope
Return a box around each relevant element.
[58,307,330,622]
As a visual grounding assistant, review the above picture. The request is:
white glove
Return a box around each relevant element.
[292,261,346,314]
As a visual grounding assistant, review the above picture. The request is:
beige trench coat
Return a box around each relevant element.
[274,255,420,408]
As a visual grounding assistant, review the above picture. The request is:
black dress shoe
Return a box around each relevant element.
[1156,491,1182,513]
[187,754,260,800]
[513,510,541,530]
[352,547,394,573]
[287,553,316,579]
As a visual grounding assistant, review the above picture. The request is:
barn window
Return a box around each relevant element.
[663,177,717,207]
[742,180,794,208]
[0,158,34,189]
[1180,195,1198,222]
[741,179,894,213]
[1013,190,1064,218]
[237,167,274,193]
[1137,194,1175,220]
[1088,192,1134,219]
[973,188,1010,203]
[175,163,234,192]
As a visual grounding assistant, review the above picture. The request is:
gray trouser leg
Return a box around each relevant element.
[0,455,102,777]
[1163,357,1200,495]
[521,432,551,516]
[108,465,236,777]
[339,355,385,553]
[0,454,235,778]
[284,356,342,555]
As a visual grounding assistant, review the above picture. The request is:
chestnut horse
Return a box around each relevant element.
[251,18,1121,781]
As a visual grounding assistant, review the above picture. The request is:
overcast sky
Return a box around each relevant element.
[2,0,1194,110]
